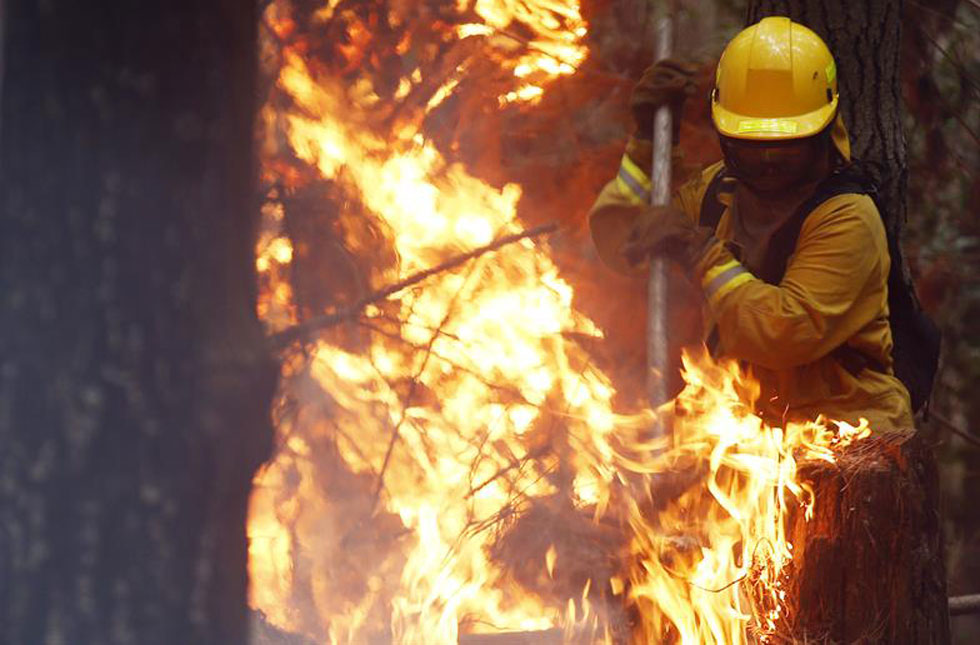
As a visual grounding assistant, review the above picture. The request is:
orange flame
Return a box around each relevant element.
[598,351,869,643]
[248,2,872,643]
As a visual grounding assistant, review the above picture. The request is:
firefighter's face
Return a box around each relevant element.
[719,133,828,195]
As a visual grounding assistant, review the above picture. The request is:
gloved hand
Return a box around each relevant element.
[630,59,699,142]
[621,205,716,272]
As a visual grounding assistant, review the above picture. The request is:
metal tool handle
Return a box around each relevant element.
[646,10,674,415]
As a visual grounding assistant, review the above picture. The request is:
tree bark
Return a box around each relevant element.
[785,434,950,643]
[743,2,950,641]
[0,1,277,644]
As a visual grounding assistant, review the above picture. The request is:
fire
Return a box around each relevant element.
[608,351,869,643]
[247,2,872,644]
[462,0,586,105]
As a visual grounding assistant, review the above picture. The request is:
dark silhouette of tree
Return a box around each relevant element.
[0,1,277,643]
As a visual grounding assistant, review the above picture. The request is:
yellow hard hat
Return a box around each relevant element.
[712,16,838,142]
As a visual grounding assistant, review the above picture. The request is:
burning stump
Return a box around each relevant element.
[782,432,950,643]
[477,429,950,644]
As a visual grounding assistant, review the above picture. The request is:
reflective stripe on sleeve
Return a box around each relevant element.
[616,154,651,204]
[701,259,740,285]
[702,259,753,304]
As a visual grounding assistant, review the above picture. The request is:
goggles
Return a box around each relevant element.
[718,135,821,179]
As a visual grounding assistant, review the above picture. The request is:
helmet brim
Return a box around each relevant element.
[712,94,839,141]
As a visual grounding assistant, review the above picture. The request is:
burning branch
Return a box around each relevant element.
[370,256,480,512]
[356,319,536,405]
[465,444,552,501]
[267,222,559,350]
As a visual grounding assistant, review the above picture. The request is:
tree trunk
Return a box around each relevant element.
[744,2,950,642]
[0,2,277,644]
[786,435,949,642]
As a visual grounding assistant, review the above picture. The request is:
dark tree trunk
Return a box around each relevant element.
[745,2,950,642]
[0,2,276,644]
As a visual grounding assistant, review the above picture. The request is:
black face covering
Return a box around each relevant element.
[719,127,832,195]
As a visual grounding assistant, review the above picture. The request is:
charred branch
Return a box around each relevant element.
[369,254,480,512]
[268,223,558,350]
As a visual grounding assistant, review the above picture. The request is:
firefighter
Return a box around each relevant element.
[589,16,915,432]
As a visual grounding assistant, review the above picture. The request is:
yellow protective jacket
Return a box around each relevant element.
[589,138,914,433]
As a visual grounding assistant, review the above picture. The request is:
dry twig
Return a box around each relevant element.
[465,444,551,500]
[370,250,483,512]
[268,223,558,350]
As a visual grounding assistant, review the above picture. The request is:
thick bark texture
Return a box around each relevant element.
[744,2,950,641]
[786,434,950,643]
[0,1,276,644]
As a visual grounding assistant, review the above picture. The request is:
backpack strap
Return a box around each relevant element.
[701,162,940,413]
[699,167,734,358]
[698,166,734,230]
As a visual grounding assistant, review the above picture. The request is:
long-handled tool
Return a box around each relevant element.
[647,4,675,420]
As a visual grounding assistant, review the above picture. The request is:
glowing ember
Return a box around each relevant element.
[247,1,872,643]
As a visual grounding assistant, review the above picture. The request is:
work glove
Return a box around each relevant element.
[630,59,699,142]
[621,205,716,273]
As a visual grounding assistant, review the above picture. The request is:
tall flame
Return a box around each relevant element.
[606,351,869,643]
[248,2,872,643]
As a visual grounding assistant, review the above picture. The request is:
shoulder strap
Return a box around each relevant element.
[712,162,940,412]
[698,166,733,230]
